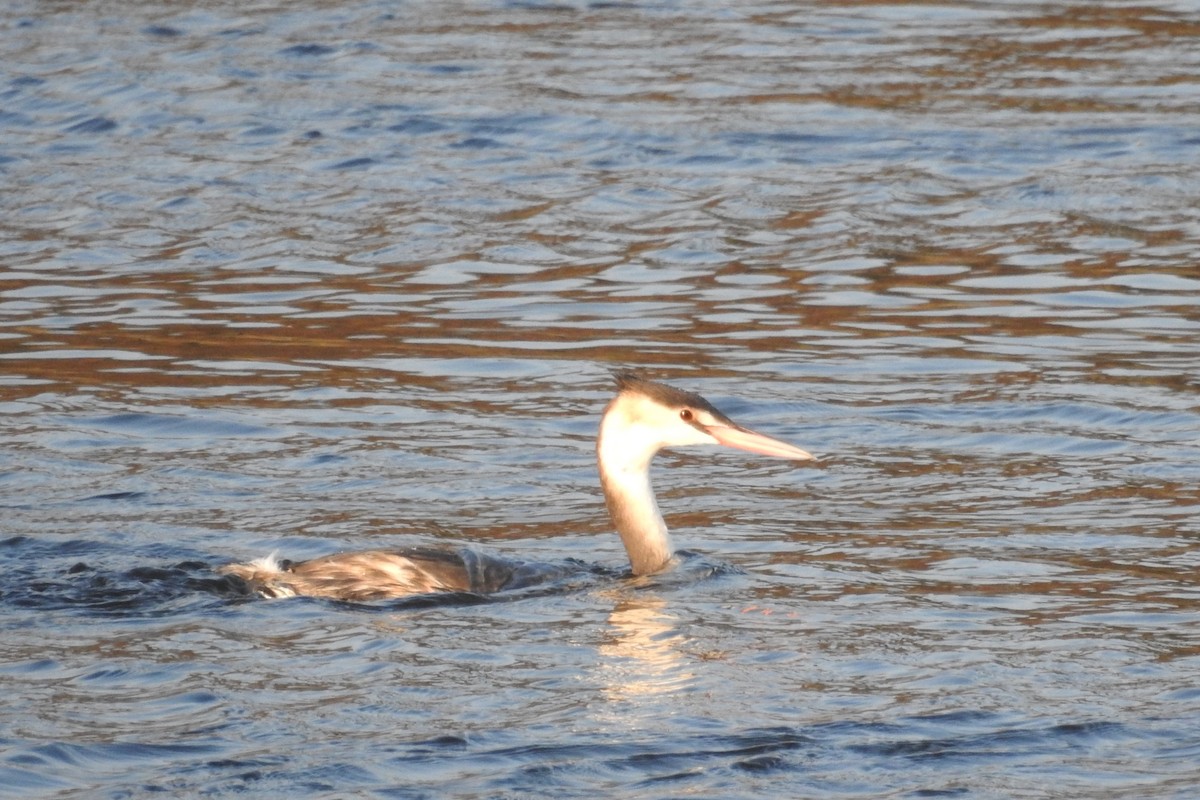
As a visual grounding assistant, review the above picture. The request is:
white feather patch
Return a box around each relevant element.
[245,551,284,574]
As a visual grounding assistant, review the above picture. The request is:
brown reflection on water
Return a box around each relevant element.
[5,229,1198,396]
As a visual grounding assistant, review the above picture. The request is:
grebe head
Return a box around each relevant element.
[600,372,815,471]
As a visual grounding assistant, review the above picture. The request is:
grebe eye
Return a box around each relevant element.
[679,408,694,422]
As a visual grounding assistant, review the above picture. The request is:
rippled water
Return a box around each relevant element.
[3,1,1200,797]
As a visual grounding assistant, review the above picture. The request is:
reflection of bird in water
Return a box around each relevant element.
[599,597,693,701]
[220,373,814,601]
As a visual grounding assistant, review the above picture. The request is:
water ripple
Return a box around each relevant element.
[2,0,1199,797]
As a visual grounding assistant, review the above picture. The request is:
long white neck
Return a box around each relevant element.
[597,402,674,576]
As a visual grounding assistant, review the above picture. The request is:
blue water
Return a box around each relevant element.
[3,0,1200,797]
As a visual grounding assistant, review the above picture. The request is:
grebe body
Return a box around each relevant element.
[219,374,813,600]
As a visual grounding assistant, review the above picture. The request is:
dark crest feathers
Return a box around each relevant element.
[611,371,734,425]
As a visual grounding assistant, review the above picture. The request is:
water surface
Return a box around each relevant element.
[2,1,1200,797]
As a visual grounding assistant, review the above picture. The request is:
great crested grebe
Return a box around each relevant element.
[219,373,814,601]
